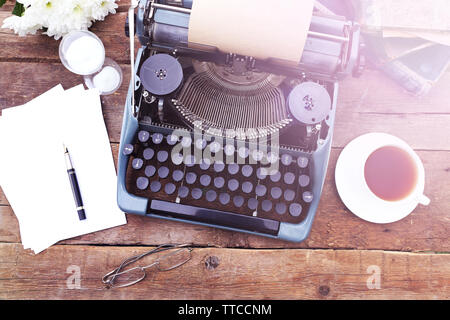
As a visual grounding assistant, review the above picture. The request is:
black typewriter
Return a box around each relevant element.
[117,0,363,242]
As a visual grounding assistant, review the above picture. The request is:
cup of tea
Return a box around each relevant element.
[335,133,430,224]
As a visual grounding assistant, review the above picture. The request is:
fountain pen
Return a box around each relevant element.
[64,144,86,220]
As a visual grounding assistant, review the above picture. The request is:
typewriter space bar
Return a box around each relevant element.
[149,200,280,236]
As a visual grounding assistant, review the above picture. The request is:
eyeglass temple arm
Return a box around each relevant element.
[102,244,193,284]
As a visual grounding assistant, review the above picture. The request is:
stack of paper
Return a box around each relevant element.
[0,84,127,254]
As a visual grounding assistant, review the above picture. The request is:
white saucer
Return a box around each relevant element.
[335,133,422,224]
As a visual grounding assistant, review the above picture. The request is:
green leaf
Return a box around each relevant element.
[0,0,7,8]
[12,2,25,17]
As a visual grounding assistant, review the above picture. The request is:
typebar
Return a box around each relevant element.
[149,200,280,236]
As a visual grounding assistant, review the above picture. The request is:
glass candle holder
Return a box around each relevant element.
[84,58,123,96]
[59,30,122,95]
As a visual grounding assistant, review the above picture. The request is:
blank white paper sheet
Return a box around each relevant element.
[0,85,127,254]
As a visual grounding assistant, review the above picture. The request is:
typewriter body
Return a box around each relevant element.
[118,0,362,242]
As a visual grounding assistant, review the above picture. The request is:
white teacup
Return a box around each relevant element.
[335,133,430,224]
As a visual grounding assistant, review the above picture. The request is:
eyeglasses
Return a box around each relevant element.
[102,244,193,289]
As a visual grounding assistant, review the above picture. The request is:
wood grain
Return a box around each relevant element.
[1,147,448,251]
[0,243,448,299]
[1,62,450,150]
[1,2,449,300]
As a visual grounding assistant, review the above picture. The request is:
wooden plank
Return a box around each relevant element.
[1,148,449,252]
[0,243,448,299]
[0,12,137,64]
[333,113,450,151]
[0,63,126,142]
[1,62,450,150]
[338,71,450,115]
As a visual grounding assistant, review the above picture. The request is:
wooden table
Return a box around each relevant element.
[0,3,449,300]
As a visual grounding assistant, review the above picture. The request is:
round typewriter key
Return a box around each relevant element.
[152,133,164,145]
[136,177,149,190]
[213,161,225,173]
[262,200,273,212]
[191,188,203,200]
[228,163,240,175]
[178,186,189,199]
[214,177,225,189]
[219,193,230,205]
[132,158,144,170]
[143,148,155,160]
[199,158,211,171]
[145,165,157,177]
[200,174,211,187]
[224,144,235,157]
[238,146,249,159]
[171,152,184,165]
[242,181,253,194]
[138,130,150,143]
[251,149,264,162]
[281,154,293,166]
[157,151,169,163]
[228,179,239,192]
[206,190,217,202]
[289,203,302,217]
[184,154,196,167]
[248,198,258,211]
[284,189,296,202]
[172,170,184,182]
[210,141,222,154]
[233,196,244,208]
[284,172,296,185]
[269,171,281,183]
[123,144,134,156]
[164,183,176,195]
[150,181,161,193]
[181,136,192,148]
[255,184,267,197]
[166,134,178,146]
[303,191,314,203]
[186,172,197,184]
[242,165,253,177]
[271,187,282,200]
[297,156,309,168]
[299,174,310,187]
[267,151,279,164]
[275,202,287,215]
[195,138,207,150]
[158,166,169,179]
[256,168,268,180]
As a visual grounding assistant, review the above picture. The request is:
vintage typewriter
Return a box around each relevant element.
[117,0,363,242]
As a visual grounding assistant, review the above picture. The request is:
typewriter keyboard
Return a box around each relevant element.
[124,128,314,225]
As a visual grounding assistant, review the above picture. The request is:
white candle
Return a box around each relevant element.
[93,66,121,93]
[65,36,105,75]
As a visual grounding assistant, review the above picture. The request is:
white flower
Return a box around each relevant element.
[1,0,119,39]
[2,11,42,36]
[89,0,118,21]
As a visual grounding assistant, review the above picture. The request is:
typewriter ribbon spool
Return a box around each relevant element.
[140,54,184,96]
[287,82,332,125]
